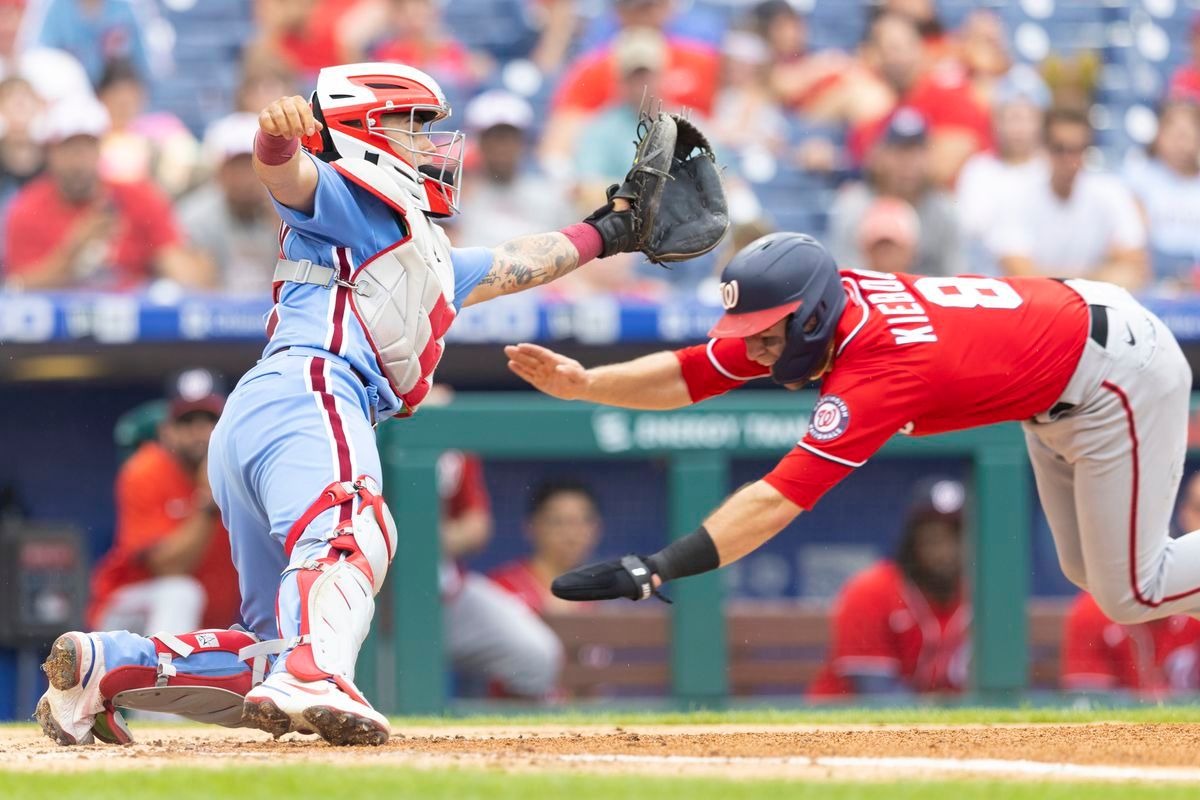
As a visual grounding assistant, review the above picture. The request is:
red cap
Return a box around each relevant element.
[167,368,226,421]
[858,197,919,250]
[707,299,802,339]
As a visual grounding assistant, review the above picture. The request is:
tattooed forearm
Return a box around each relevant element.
[476,232,581,296]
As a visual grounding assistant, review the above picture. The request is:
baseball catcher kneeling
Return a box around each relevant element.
[33,65,727,749]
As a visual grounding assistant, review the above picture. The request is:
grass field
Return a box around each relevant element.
[7,767,1200,800]
[4,706,1200,799]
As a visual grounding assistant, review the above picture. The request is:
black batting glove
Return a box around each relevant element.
[551,554,671,603]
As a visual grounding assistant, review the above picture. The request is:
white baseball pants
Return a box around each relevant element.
[1024,279,1198,624]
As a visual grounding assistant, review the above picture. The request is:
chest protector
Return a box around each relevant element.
[274,158,457,414]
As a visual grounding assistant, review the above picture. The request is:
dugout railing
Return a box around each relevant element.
[362,392,1034,715]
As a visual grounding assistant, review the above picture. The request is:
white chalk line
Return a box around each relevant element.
[558,753,1200,783]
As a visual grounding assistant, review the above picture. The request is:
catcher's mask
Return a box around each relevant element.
[301,62,464,217]
[708,233,846,385]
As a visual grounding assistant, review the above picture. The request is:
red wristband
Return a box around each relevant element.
[254,130,299,166]
[560,222,603,265]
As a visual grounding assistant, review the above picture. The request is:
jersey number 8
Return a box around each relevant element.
[913,277,1024,310]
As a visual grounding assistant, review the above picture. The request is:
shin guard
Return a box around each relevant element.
[281,476,397,698]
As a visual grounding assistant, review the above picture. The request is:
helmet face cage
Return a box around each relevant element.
[367,103,465,214]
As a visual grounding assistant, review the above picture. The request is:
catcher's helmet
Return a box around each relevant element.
[708,233,846,385]
[302,62,464,217]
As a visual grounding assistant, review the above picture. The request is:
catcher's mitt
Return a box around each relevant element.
[585,112,729,264]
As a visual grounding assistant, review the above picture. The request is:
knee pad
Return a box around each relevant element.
[283,475,397,591]
[99,629,287,727]
[283,476,397,687]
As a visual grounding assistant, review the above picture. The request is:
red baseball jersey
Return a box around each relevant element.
[489,558,547,615]
[89,442,239,630]
[1060,592,1200,692]
[437,450,491,601]
[676,270,1089,510]
[807,560,970,696]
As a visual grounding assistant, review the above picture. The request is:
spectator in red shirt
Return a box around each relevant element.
[877,0,950,55]
[3,97,208,291]
[849,11,992,186]
[249,0,352,81]
[350,0,489,94]
[1169,15,1200,105]
[757,0,884,127]
[540,0,719,169]
[490,479,603,617]
[808,478,969,697]
[89,369,240,634]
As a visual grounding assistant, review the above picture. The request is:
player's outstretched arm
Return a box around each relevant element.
[505,343,693,410]
[551,480,801,603]
[253,95,321,214]
[701,480,802,565]
[462,193,633,308]
[462,231,584,308]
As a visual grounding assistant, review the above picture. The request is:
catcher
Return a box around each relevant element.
[508,233,1200,638]
[35,64,727,748]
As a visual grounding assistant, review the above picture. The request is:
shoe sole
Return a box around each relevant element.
[34,697,89,746]
[303,706,389,747]
[42,634,80,692]
[241,698,295,739]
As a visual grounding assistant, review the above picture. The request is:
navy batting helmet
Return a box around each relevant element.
[708,233,846,385]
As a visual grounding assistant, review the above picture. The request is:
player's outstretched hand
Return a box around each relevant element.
[552,555,668,603]
[259,95,323,140]
[504,342,589,401]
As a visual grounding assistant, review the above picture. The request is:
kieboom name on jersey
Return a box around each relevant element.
[853,269,938,345]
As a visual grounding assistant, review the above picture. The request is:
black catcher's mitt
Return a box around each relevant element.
[551,555,671,603]
[585,112,729,264]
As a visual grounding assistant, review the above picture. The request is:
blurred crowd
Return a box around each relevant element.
[0,0,1198,298]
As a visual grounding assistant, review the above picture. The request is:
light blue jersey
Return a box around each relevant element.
[265,153,492,421]
[66,154,501,717]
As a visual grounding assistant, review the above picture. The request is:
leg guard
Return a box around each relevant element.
[100,628,286,728]
[282,476,397,697]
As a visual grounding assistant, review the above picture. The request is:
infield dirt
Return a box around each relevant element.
[4,722,1200,783]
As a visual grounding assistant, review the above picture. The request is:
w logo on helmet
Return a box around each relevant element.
[720,280,740,310]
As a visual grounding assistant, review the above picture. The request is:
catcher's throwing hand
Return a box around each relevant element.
[504,343,590,401]
[259,95,323,139]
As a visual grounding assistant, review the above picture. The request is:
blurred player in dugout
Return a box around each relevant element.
[88,369,240,635]
[808,478,969,697]
[490,478,604,617]
[1060,471,1200,695]
[437,449,563,700]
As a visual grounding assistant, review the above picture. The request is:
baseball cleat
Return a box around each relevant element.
[242,671,388,746]
[34,632,129,746]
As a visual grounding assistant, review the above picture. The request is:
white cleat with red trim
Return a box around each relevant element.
[242,670,389,746]
[34,632,132,746]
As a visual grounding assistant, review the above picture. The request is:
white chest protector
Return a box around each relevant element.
[274,157,457,413]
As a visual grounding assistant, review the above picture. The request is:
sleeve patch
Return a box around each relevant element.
[809,395,850,441]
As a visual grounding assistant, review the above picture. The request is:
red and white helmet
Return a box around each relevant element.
[302,62,464,217]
